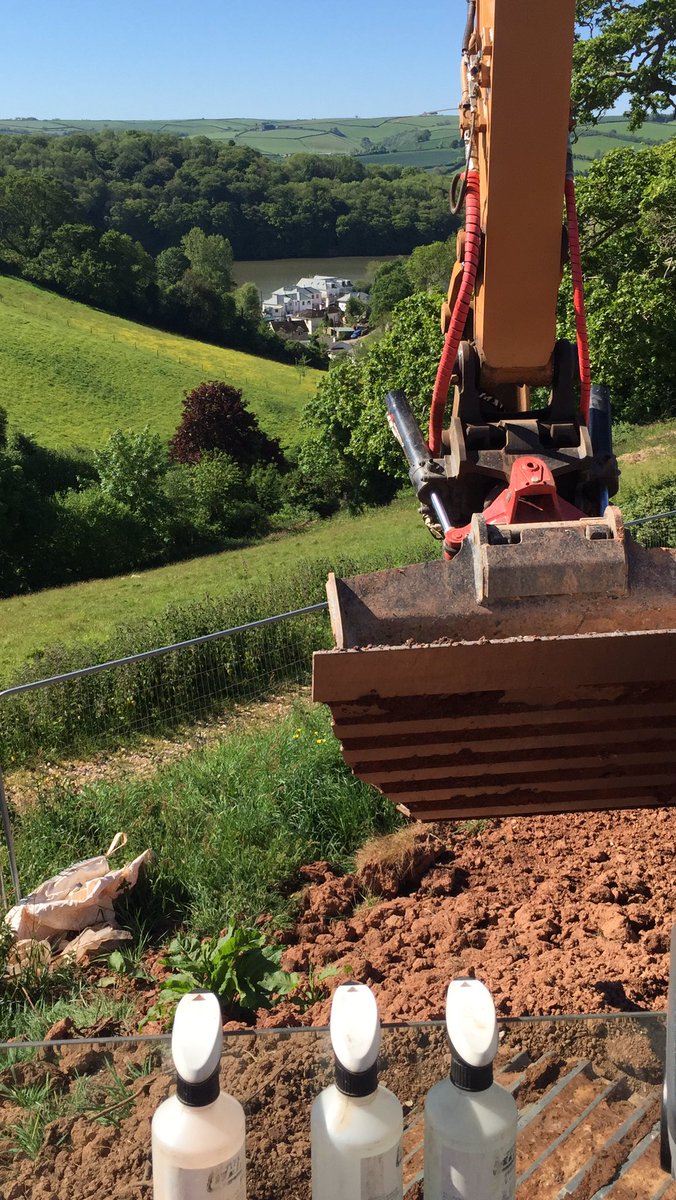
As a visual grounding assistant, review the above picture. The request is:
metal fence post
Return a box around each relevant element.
[0,765,21,904]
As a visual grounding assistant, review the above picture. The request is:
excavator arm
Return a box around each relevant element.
[312,0,676,821]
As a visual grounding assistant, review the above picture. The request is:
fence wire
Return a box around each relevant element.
[0,507,674,907]
[0,605,331,769]
[0,508,674,772]
[626,509,676,549]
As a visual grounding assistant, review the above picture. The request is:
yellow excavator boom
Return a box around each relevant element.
[312,0,676,821]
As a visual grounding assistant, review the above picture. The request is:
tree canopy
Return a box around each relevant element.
[559,139,676,421]
[573,0,676,127]
[170,381,284,467]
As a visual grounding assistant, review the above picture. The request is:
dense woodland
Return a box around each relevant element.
[0,132,456,352]
[0,0,673,597]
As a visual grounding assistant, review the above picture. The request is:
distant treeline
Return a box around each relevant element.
[0,130,456,356]
[0,130,456,257]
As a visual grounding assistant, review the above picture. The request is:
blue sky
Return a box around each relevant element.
[2,0,467,120]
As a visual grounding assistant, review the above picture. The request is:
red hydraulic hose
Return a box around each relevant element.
[564,173,591,423]
[428,169,481,456]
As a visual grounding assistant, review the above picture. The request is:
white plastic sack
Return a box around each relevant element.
[4,833,153,942]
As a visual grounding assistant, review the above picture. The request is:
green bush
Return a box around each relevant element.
[95,427,168,526]
[9,433,96,496]
[621,478,676,520]
[165,453,269,540]
[47,489,155,583]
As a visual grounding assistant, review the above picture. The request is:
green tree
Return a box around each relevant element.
[300,292,443,506]
[0,172,75,262]
[168,271,237,341]
[181,226,233,294]
[31,224,98,291]
[369,259,413,325]
[558,141,676,421]
[407,238,456,293]
[235,282,262,322]
[94,427,168,524]
[573,0,676,128]
[156,245,188,290]
[345,294,366,319]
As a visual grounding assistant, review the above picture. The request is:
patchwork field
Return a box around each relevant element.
[0,114,670,172]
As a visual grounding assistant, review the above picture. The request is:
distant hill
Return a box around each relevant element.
[1,113,672,173]
[0,276,319,450]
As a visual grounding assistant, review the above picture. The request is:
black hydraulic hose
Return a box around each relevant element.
[462,0,476,53]
[385,390,453,533]
[589,384,612,513]
[386,388,430,468]
[588,384,612,457]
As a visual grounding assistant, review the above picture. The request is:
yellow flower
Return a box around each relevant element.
[315,738,325,744]
[292,734,300,740]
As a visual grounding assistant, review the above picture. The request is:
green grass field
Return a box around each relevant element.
[0,406,672,688]
[0,276,319,450]
[0,495,430,681]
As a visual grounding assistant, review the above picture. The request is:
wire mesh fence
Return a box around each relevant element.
[626,509,676,549]
[0,506,674,907]
[0,604,331,769]
[0,509,674,771]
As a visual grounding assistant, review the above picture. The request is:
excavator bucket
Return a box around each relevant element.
[312,512,676,820]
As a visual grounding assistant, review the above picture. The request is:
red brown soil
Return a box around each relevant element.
[270,807,676,1027]
[2,1017,672,1200]
[3,807,676,1198]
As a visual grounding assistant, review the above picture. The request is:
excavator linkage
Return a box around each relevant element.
[313,0,676,824]
[312,528,676,820]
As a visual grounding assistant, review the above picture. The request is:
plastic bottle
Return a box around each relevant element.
[311,982,404,1200]
[424,978,517,1200]
[152,991,246,1199]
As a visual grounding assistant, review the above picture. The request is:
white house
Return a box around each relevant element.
[262,282,324,319]
[297,275,354,305]
[337,290,370,313]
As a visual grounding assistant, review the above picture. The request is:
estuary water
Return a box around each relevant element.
[232,255,395,297]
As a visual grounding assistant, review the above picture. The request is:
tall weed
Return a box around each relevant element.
[11,703,401,937]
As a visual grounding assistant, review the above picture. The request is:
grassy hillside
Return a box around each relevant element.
[0,276,319,450]
[0,411,672,685]
[0,495,430,681]
[0,114,669,172]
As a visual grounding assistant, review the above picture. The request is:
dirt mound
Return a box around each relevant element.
[355,825,444,899]
[278,807,676,1026]
[4,806,676,1198]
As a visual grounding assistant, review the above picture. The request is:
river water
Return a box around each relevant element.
[232,255,395,298]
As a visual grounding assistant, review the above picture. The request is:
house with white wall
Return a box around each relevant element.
[263,274,359,319]
[262,282,324,319]
[297,275,355,305]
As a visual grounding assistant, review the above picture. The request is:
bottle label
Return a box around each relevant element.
[164,1150,245,1199]
[441,1140,515,1200]
[360,1141,403,1200]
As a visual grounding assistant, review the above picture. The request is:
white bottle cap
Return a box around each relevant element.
[446,978,498,1079]
[330,984,381,1094]
[172,991,222,1104]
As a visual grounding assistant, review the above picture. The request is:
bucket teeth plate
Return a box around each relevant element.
[312,538,676,821]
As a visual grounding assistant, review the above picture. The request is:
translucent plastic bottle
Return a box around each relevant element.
[152,991,246,1199]
[424,978,517,1200]
[311,982,403,1200]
